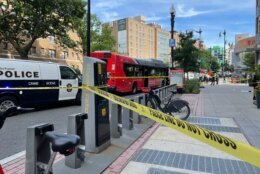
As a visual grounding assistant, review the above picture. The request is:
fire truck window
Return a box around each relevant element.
[124,64,134,76]
[135,66,143,76]
[150,68,156,76]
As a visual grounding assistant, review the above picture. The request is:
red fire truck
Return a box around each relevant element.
[91,51,169,93]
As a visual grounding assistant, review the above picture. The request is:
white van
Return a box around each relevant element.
[0,58,81,113]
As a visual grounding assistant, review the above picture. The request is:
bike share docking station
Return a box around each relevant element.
[25,123,81,174]
[65,113,88,168]
[82,57,111,153]
[25,57,110,173]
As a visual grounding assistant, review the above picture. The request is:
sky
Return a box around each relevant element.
[90,0,256,48]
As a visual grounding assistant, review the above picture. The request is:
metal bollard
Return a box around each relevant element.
[122,106,133,130]
[118,105,123,136]
[110,102,121,138]
[133,97,141,124]
[137,95,145,122]
[65,113,87,169]
[25,123,54,174]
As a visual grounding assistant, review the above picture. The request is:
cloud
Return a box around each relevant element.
[94,0,124,10]
[176,5,217,18]
[99,12,119,22]
[146,16,163,22]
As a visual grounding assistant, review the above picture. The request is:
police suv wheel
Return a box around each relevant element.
[75,91,81,105]
[0,96,18,114]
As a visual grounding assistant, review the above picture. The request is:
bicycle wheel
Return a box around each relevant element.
[169,103,190,120]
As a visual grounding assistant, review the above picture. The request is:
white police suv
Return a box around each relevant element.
[0,58,81,113]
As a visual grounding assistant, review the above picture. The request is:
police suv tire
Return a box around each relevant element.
[0,96,18,114]
[75,91,81,105]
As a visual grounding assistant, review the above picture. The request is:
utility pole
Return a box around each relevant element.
[170,4,176,68]
[87,0,91,57]
[196,28,203,50]
[219,30,226,74]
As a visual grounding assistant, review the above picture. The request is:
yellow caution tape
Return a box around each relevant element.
[0,85,107,90]
[84,86,260,168]
[1,85,260,167]
[0,87,81,90]
[110,76,168,79]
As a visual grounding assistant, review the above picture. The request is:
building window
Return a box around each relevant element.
[48,49,56,58]
[72,52,74,58]
[61,51,68,59]
[40,48,45,55]
[76,53,79,60]
[29,47,36,55]
[2,42,8,50]
[48,36,55,44]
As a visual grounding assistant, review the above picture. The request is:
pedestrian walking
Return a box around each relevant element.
[223,74,226,83]
[216,74,219,85]
[210,75,215,86]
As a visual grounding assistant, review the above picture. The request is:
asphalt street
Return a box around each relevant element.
[0,103,81,159]
[0,92,145,160]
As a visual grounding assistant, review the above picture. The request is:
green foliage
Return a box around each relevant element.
[199,49,220,72]
[0,0,86,58]
[243,52,256,72]
[184,79,200,94]
[174,32,200,73]
[256,71,260,81]
[91,23,116,52]
[77,14,116,54]
[225,64,234,73]
[211,61,220,72]
[255,65,260,80]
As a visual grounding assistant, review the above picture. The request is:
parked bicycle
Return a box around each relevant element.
[146,87,190,120]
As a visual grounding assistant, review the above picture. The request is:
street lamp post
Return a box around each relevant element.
[86,0,91,57]
[195,28,203,50]
[219,30,226,74]
[170,4,176,68]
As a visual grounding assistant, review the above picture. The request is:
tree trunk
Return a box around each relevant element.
[9,40,33,59]
[17,49,29,59]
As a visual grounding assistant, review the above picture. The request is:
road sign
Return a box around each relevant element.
[169,39,175,47]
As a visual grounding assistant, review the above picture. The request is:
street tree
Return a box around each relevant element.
[243,52,256,72]
[199,50,213,71]
[0,0,86,59]
[211,61,220,72]
[174,31,200,74]
[78,14,116,54]
[92,23,116,52]
[199,49,220,72]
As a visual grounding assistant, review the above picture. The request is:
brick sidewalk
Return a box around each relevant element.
[102,92,203,173]
[181,90,204,116]
[102,123,160,174]
[1,91,203,174]
[2,153,63,174]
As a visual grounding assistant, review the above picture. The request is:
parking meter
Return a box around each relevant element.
[82,57,110,153]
